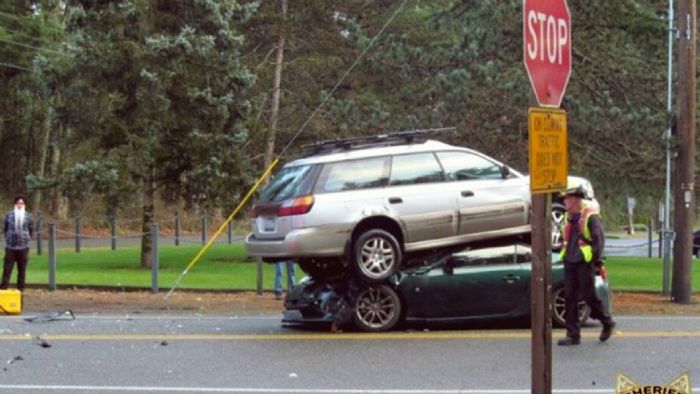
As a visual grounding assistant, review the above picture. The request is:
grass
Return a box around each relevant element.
[23,244,279,291]
[604,256,700,292]
[19,246,699,292]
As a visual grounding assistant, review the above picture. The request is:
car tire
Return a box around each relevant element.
[551,202,566,252]
[352,229,402,284]
[352,284,402,332]
[552,286,591,327]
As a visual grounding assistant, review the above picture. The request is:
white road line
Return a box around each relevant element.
[0,385,639,393]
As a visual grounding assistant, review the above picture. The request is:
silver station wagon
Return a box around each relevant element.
[245,132,534,283]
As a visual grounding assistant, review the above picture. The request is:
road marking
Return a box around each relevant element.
[1,330,699,341]
[0,384,672,393]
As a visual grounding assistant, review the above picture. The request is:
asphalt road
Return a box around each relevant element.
[0,313,698,393]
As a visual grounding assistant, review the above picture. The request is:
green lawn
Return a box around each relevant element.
[19,246,699,293]
[24,244,278,290]
[604,256,699,292]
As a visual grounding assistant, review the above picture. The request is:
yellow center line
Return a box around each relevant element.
[0,331,699,341]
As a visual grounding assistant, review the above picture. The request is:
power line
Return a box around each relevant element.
[0,37,70,57]
[1,26,53,45]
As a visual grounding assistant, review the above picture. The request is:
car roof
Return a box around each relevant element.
[452,245,532,259]
[285,139,523,177]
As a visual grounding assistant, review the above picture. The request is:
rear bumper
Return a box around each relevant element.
[244,226,348,261]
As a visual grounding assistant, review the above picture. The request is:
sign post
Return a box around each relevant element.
[523,1,571,393]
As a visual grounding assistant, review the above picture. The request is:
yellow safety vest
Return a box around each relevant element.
[559,204,599,263]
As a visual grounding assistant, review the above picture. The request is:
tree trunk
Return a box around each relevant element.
[140,166,156,268]
[263,0,287,173]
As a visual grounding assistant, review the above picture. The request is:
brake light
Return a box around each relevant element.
[599,265,607,280]
[278,196,314,217]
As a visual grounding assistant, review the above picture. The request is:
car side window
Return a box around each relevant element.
[436,151,504,181]
[314,157,390,193]
[389,153,444,186]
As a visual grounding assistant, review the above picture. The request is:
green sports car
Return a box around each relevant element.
[283,245,611,332]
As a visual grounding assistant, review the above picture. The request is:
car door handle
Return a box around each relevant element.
[461,190,475,197]
[389,197,403,204]
[503,274,520,284]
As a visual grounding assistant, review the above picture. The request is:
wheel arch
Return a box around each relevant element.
[351,216,405,250]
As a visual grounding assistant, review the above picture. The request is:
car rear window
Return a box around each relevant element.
[314,157,390,193]
[258,165,315,202]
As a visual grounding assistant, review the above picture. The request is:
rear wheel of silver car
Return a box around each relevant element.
[552,286,591,327]
[551,203,566,251]
[353,284,402,332]
[352,229,402,284]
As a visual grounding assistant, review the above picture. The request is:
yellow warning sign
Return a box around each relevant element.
[528,107,568,194]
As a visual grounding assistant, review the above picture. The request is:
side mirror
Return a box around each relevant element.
[500,165,510,179]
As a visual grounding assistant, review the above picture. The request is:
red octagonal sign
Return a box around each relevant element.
[523,0,571,108]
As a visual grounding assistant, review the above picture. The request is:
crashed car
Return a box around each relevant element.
[282,245,611,332]
[246,131,533,284]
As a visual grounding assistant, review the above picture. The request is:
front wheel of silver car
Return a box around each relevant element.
[352,229,402,284]
[353,284,402,332]
[552,286,591,327]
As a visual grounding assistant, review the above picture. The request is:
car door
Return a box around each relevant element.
[404,247,529,319]
[384,152,459,245]
[435,151,529,236]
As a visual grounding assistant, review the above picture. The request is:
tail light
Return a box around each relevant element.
[278,196,314,217]
[599,265,607,280]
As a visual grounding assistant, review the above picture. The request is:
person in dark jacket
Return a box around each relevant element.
[557,186,616,346]
[1,195,34,291]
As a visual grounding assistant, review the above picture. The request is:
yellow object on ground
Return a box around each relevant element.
[0,289,22,315]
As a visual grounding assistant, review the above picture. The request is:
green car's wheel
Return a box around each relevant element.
[353,284,402,332]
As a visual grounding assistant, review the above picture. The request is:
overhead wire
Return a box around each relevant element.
[0,37,71,57]
[164,0,410,299]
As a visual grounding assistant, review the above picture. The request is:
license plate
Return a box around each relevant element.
[262,217,275,232]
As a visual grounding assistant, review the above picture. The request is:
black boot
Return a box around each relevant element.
[599,321,616,342]
[557,336,580,346]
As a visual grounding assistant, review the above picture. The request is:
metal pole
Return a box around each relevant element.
[227,220,233,244]
[201,214,207,245]
[662,0,675,296]
[48,223,56,291]
[151,223,159,294]
[75,215,81,253]
[174,212,180,246]
[531,193,552,394]
[648,218,653,258]
[110,216,117,251]
[36,213,42,256]
[257,258,264,295]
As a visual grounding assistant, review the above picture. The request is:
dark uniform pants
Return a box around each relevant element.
[563,262,612,339]
[1,248,29,291]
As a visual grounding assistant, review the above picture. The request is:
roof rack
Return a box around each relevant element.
[304,127,456,155]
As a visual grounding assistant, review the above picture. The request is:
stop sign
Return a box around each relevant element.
[523,0,571,108]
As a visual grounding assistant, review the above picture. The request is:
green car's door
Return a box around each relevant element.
[404,246,531,319]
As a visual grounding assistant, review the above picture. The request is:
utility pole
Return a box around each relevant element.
[672,0,695,304]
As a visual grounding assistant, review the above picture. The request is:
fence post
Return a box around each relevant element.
[658,221,664,259]
[648,218,653,258]
[110,216,117,251]
[36,213,42,256]
[151,223,159,294]
[257,258,263,295]
[75,215,81,253]
[48,222,56,291]
[174,212,180,246]
[201,214,207,245]
[227,220,232,244]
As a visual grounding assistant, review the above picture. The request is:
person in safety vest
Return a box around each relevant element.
[557,185,616,346]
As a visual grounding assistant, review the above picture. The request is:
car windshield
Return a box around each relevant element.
[258,165,314,202]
